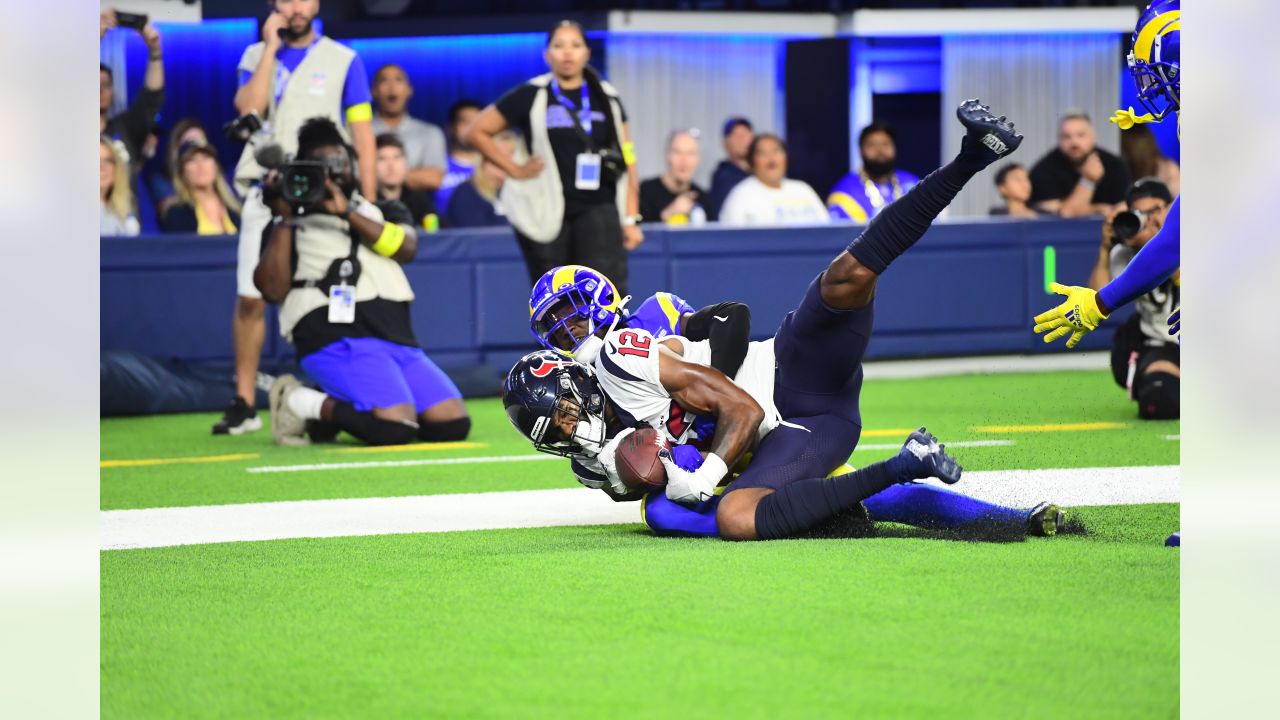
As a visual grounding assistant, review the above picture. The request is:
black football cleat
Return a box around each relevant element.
[1027,502,1066,537]
[956,99,1024,167]
[898,427,963,485]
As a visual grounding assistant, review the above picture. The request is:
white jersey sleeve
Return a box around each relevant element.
[593,328,700,445]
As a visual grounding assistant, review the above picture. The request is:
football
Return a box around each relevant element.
[615,427,671,489]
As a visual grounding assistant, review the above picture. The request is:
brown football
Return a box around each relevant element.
[615,427,672,489]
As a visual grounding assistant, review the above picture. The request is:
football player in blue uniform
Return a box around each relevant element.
[506,100,1068,540]
[1033,0,1181,347]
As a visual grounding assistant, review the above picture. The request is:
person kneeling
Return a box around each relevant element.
[254,118,469,446]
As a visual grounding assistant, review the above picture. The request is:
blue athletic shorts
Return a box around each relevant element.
[300,337,461,414]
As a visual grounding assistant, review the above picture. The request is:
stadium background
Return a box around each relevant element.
[99,2,1180,718]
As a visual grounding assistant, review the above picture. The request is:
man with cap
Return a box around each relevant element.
[707,116,754,221]
[1087,177,1179,419]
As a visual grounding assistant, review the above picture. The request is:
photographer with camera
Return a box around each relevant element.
[1088,178,1179,419]
[214,0,377,436]
[253,118,469,447]
[462,20,642,295]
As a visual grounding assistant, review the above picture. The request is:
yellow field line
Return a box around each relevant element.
[971,422,1127,433]
[329,441,488,454]
[859,428,921,438]
[101,453,260,469]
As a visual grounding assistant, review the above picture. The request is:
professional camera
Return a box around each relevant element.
[1111,208,1148,243]
[268,152,354,212]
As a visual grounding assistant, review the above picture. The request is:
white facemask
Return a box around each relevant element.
[572,413,607,456]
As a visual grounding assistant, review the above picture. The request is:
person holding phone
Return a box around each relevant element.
[213,0,376,436]
[99,7,164,196]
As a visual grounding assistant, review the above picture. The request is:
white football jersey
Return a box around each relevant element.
[592,327,781,445]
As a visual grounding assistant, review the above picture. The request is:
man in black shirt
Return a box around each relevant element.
[1029,112,1130,218]
[639,130,707,225]
[375,133,437,230]
[707,116,754,221]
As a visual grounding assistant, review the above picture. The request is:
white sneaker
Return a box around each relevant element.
[269,374,310,446]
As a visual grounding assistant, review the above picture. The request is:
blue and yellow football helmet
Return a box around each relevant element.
[528,265,623,358]
[1126,0,1181,123]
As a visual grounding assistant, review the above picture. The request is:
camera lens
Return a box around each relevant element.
[1112,210,1144,242]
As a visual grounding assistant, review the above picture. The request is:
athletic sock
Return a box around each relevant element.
[753,461,898,540]
[862,483,1026,530]
[846,153,985,275]
[330,400,418,446]
[286,386,328,421]
[418,417,472,442]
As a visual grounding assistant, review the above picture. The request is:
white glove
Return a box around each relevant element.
[595,427,636,492]
[659,451,728,505]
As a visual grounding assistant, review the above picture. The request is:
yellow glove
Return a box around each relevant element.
[1032,282,1109,349]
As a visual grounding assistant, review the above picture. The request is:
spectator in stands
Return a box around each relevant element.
[640,129,707,226]
[145,118,212,220]
[218,0,376,436]
[989,162,1042,219]
[254,118,470,447]
[464,20,643,294]
[1121,124,1180,197]
[718,133,827,227]
[707,117,753,221]
[445,132,518,228]
[1029,112,1130,218]
[437,99,484,213]
[371,64,447,196]
[1087,178,1178,419]
[100,137,140,236]
[827,122,920,223]
[100,8,164,200]
[161,140,242,235]
[375,133,437,230]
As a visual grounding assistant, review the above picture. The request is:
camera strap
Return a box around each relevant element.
[552,83,615,155]
[290,225,362,293]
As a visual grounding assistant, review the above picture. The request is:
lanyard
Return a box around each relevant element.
[860,169,903,211]
[551,81,592,136]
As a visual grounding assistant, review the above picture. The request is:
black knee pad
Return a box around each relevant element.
[418,416,471,442]
[331,401,419,445]
[1136,371,1180,420]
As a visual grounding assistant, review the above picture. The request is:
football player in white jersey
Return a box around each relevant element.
[513,101,1033,540]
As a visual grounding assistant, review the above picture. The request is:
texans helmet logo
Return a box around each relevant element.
[529,358,575,378]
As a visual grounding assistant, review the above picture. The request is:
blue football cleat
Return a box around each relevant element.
[898,427,963,485]
[957,99,1024,166]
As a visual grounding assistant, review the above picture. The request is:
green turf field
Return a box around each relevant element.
[101,369,1179,719]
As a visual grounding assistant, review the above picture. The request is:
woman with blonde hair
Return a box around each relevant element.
[162,139,242,234]
[100,137,140,236]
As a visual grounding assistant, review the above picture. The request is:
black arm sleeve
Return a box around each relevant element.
[682,301,752,378]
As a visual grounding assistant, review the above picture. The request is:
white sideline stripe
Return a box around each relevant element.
[101,466,1178,551]
[855,440,1013,451]
[246,454,561,474]
[861,352,1108,380]
[1164,435,1180,441]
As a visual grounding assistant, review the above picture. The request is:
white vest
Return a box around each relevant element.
[499,73,629,242]
[234,37,357,195]
[278,200,416,342]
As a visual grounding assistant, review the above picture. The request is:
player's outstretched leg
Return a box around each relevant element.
[821,100,1024,310]
[721,428,962,540]
[863,485,1066,537]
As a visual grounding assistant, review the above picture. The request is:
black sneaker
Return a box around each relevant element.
[211,397,262,435]
[956,98,1024,166]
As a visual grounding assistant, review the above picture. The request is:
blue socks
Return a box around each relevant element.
[863,482,1026,529]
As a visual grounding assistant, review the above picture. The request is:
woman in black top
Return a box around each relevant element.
[463,20,643,294]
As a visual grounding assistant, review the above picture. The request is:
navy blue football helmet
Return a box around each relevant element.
[502,350,608,457]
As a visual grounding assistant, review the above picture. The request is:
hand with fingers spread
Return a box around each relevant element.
[1167,307,1180,343]
[1032,282,1110,349]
